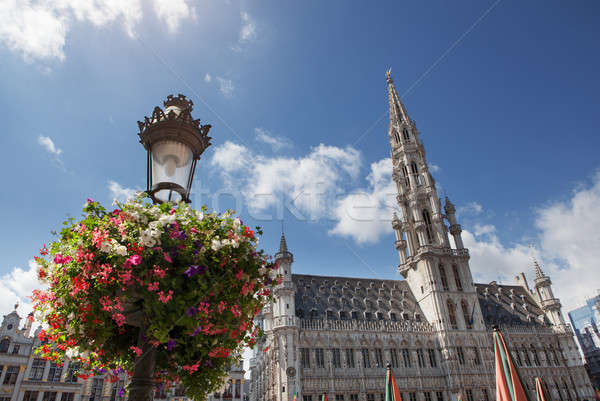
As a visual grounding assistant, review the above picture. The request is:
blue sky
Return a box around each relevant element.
[1,0,600,319]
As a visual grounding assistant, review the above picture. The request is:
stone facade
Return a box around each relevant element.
[248,72,595,401]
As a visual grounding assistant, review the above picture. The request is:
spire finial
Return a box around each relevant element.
[386,68,393,83]
[13,302,18,311]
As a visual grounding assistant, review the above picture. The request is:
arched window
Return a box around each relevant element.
[402,128,410,141]
[423,209,434,243]
[401,165,410,188]
[439,265,449,291]
[339,311,347,320]
[461,300,472,329]
[452,265,463,291]
[0,338,9,353]
[394,131,401,143]
[411,161,422,186]
[447,300,457,329]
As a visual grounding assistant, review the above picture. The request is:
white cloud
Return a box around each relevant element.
[329,158,396,244]
[0,0,194,62]
[152,0,195,33]
[108,180,138,203]
[429,164,441,173]
[210,141,361,220]
[239,12,256,43]
[254,128,292,152]
[0,260,43,319]
[38,135,62,155]
[204,73,212,83]
[216,77,234,98]
[457,201,483,216]
[463,171,600,312]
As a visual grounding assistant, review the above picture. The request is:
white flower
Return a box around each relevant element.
[115,245,128,256]
[67,312,75,320]
[211,239,223,251]
[148,221,162,230]
[258,267,267,275]
[65,348,79,359]
[41,322,50,331]
[159,214,177,226]
[195,210,204,221]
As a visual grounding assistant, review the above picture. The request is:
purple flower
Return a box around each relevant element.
[167,339,177,351]
[204,359,213,368]
[118,388,125,398]
[194,240,203,249]
[177,230,186,240]
[186,306,198,317]
[191,326,203,336]
[185,265,207,278]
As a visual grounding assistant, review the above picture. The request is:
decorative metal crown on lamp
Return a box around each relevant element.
[138,94,211,204]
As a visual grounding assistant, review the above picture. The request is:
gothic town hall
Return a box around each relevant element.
[248,73,595,401]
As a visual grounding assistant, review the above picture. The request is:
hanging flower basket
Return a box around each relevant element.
[31,194,280,400]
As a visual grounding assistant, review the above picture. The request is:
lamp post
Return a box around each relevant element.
[138,94,212,204]
[127,94,211,401]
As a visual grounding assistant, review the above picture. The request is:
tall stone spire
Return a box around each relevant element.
[386,69,411,127]
[533,257,545,279]
[275,231,293,262]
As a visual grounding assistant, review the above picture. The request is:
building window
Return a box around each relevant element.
[327,310,334,320]
[473,347,481,365]
[416,349,426,367]
[48,362,62,382]
[310,309,318,319]
[390,312,397,321]
[457,347,465,365]
[482,389,489,401]
[315,348,325,368]
[436,392,444,401]
[390,349,399,368]
[110,380,125,401]
[377,312,384,320]
[422,209,434,243]
[428,348,437,367]
[332,349,341,368]
[60,394,75,401]
[515,349,523,366]
[465,389,474,401]
[403,128,410,141]
[523,348,531,366]
[340,311,348,320]
[65,362,80,383]
[424,392,432,401]
[362,348,371,368]
[30,358,46,380]
[365,312,373,320]
[402,165,411,188]
[439,265,449,291]
[394,131,401,143]
[531,346,540,366]
[346,348,355,368]
[43,392,57,401]
[11,344,20,354]
[409,393,417,401]
[90,378,105,401]
[3,365,18,385]
[301,348,311,368]
[447,300,458,329]
[235,379,241,398]
[452,265,463,291]
[335,395,344,401]
[351,311,358,320]
[367,395,375,401]
[350,396,359,401]
[461,300,472,329]
[375,348,384,367]
[303,397,313,401]
[402,348,412,368]
[23,392,39,401]
[0,338,9,353]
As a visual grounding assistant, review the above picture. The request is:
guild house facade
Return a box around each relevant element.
[249,72,594,401]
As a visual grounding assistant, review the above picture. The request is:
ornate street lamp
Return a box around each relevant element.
[128,94,211,401]
[138,94,212,204]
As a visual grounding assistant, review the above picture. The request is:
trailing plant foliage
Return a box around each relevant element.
[31,195,279,400]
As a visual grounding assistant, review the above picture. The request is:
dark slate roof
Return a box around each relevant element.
[475,282,549,327]
[292,274,424,322]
